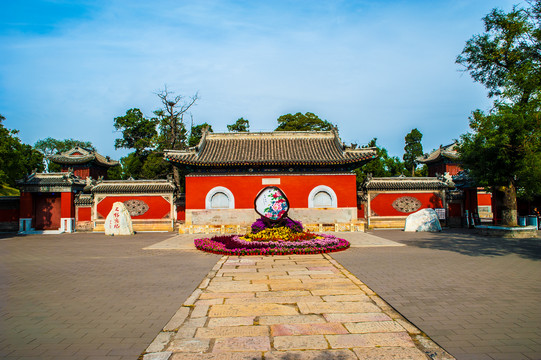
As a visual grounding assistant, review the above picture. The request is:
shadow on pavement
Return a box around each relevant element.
[372,228,541,260]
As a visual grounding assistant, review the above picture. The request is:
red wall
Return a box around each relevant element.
[370,192,443,217]
[477,192,492,207]
[96,196,170,219]
[185,174,357,210]
[34,193,61,230]
[19,192,33,218]
[77,207,92,221]
[428,163,462,177]
[0,209,19,222]
[61,192,75,218]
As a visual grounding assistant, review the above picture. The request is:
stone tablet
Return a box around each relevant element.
[105,201,134,235]
[254,186,290,221]
[404,208,442,232]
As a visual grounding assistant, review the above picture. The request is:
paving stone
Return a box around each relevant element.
[255,290,311,298]
[145,332,173,353]
[344,321,407,333]
[143,352,172,360]
[207,283,269,292]
[264,349,358,360]
[190,304,209,318]
[352,346,429,359]
[207,317,255,327]
[324,312,393,324]
[183,289,202,306]
[258,315,326,325]
[168,338,210,352]
[271,322,348,336]
[396,319,422,335]
[163,307,190,331]
[298,301,381,314]
[195,325,269,338]
[212,336,271,352]
[170,352,263,360]
[311,288,364,296]
[273,335,329,350]
[322,294,370,302]
[208,304,298,317]
[224,295,323,304]
[199,292,254,300]
[326,332,416,348]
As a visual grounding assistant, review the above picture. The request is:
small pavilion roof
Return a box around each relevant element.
[416,143,459,164]
[363,176,449,191]
[17,172,86,192]
[49,147,119,168]
[165,130,377,168]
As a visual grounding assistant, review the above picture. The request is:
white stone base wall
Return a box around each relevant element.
[186,207,357,226]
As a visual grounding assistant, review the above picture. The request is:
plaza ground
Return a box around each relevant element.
[0,229,540,359]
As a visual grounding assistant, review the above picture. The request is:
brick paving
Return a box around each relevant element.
[144,254,452,359]
[331,229,541,360]
[0,232,220,360]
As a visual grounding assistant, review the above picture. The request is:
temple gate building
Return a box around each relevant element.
[165,130,377,230]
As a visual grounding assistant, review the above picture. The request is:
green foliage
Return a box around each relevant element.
[458,105,541,199]
[456,2,541,104]
[275,112,335,131]
[34,137,95,172]
[106,165,123,180]
[403,128,423,176]
[188,123,213,147]
[456,1,541,223]
[113,108,157,154]
[0,184,19,196]
[354,138,406,185]
[0,114,44,186]
[227,117,250,132]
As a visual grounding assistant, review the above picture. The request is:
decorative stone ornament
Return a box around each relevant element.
[123,199,149,216]
[105,202,134,235]
[404,208,442,232]
[254,186,290,222]
[392,196,422,213]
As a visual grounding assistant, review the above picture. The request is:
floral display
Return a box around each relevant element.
[194,216,350,256]
[254,187,290,221]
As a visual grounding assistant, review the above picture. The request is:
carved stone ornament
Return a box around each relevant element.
[392,196,422,213]
[254,186,290,222]
[123,199,149,217]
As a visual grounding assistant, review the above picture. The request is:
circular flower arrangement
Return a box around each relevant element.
[194,217,350,256]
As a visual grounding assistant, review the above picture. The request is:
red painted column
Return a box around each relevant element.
[19,192,33,218]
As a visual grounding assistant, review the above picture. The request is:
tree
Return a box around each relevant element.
[34,137,96,172]
[275,112,335,131]
[227,117,250,132]
[113,108,157,154]
[0,114,44,186]
[188,123,213,147]
[153,87,198,188]
[403,128,423,177]
[354,138,405,185]
[456,1,541,225]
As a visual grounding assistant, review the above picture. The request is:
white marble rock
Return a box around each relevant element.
[404,208,442,232]
[104,202,134,235]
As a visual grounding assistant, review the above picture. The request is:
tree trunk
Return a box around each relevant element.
[172,166,181,190]
[500,180,518,226]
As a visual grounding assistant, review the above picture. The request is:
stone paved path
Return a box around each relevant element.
[143,254,454,359]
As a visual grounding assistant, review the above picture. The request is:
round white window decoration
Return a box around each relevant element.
[308,185,337,208]
[205,186,235,209]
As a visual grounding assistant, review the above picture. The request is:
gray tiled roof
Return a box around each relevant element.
[17,172,86,192]
[49,147,119,167]
[363,176,448,191]
[165,130,377,168]
[91,180,175,194]
[416,143,459,164]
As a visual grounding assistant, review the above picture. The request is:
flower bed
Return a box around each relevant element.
[194,231,350,256]
[194,216,350,256]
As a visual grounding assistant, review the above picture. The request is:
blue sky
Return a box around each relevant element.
[0,0,518,160]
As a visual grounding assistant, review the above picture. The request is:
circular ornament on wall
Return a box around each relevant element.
[392,196,422,213]
[123,199,149,217]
